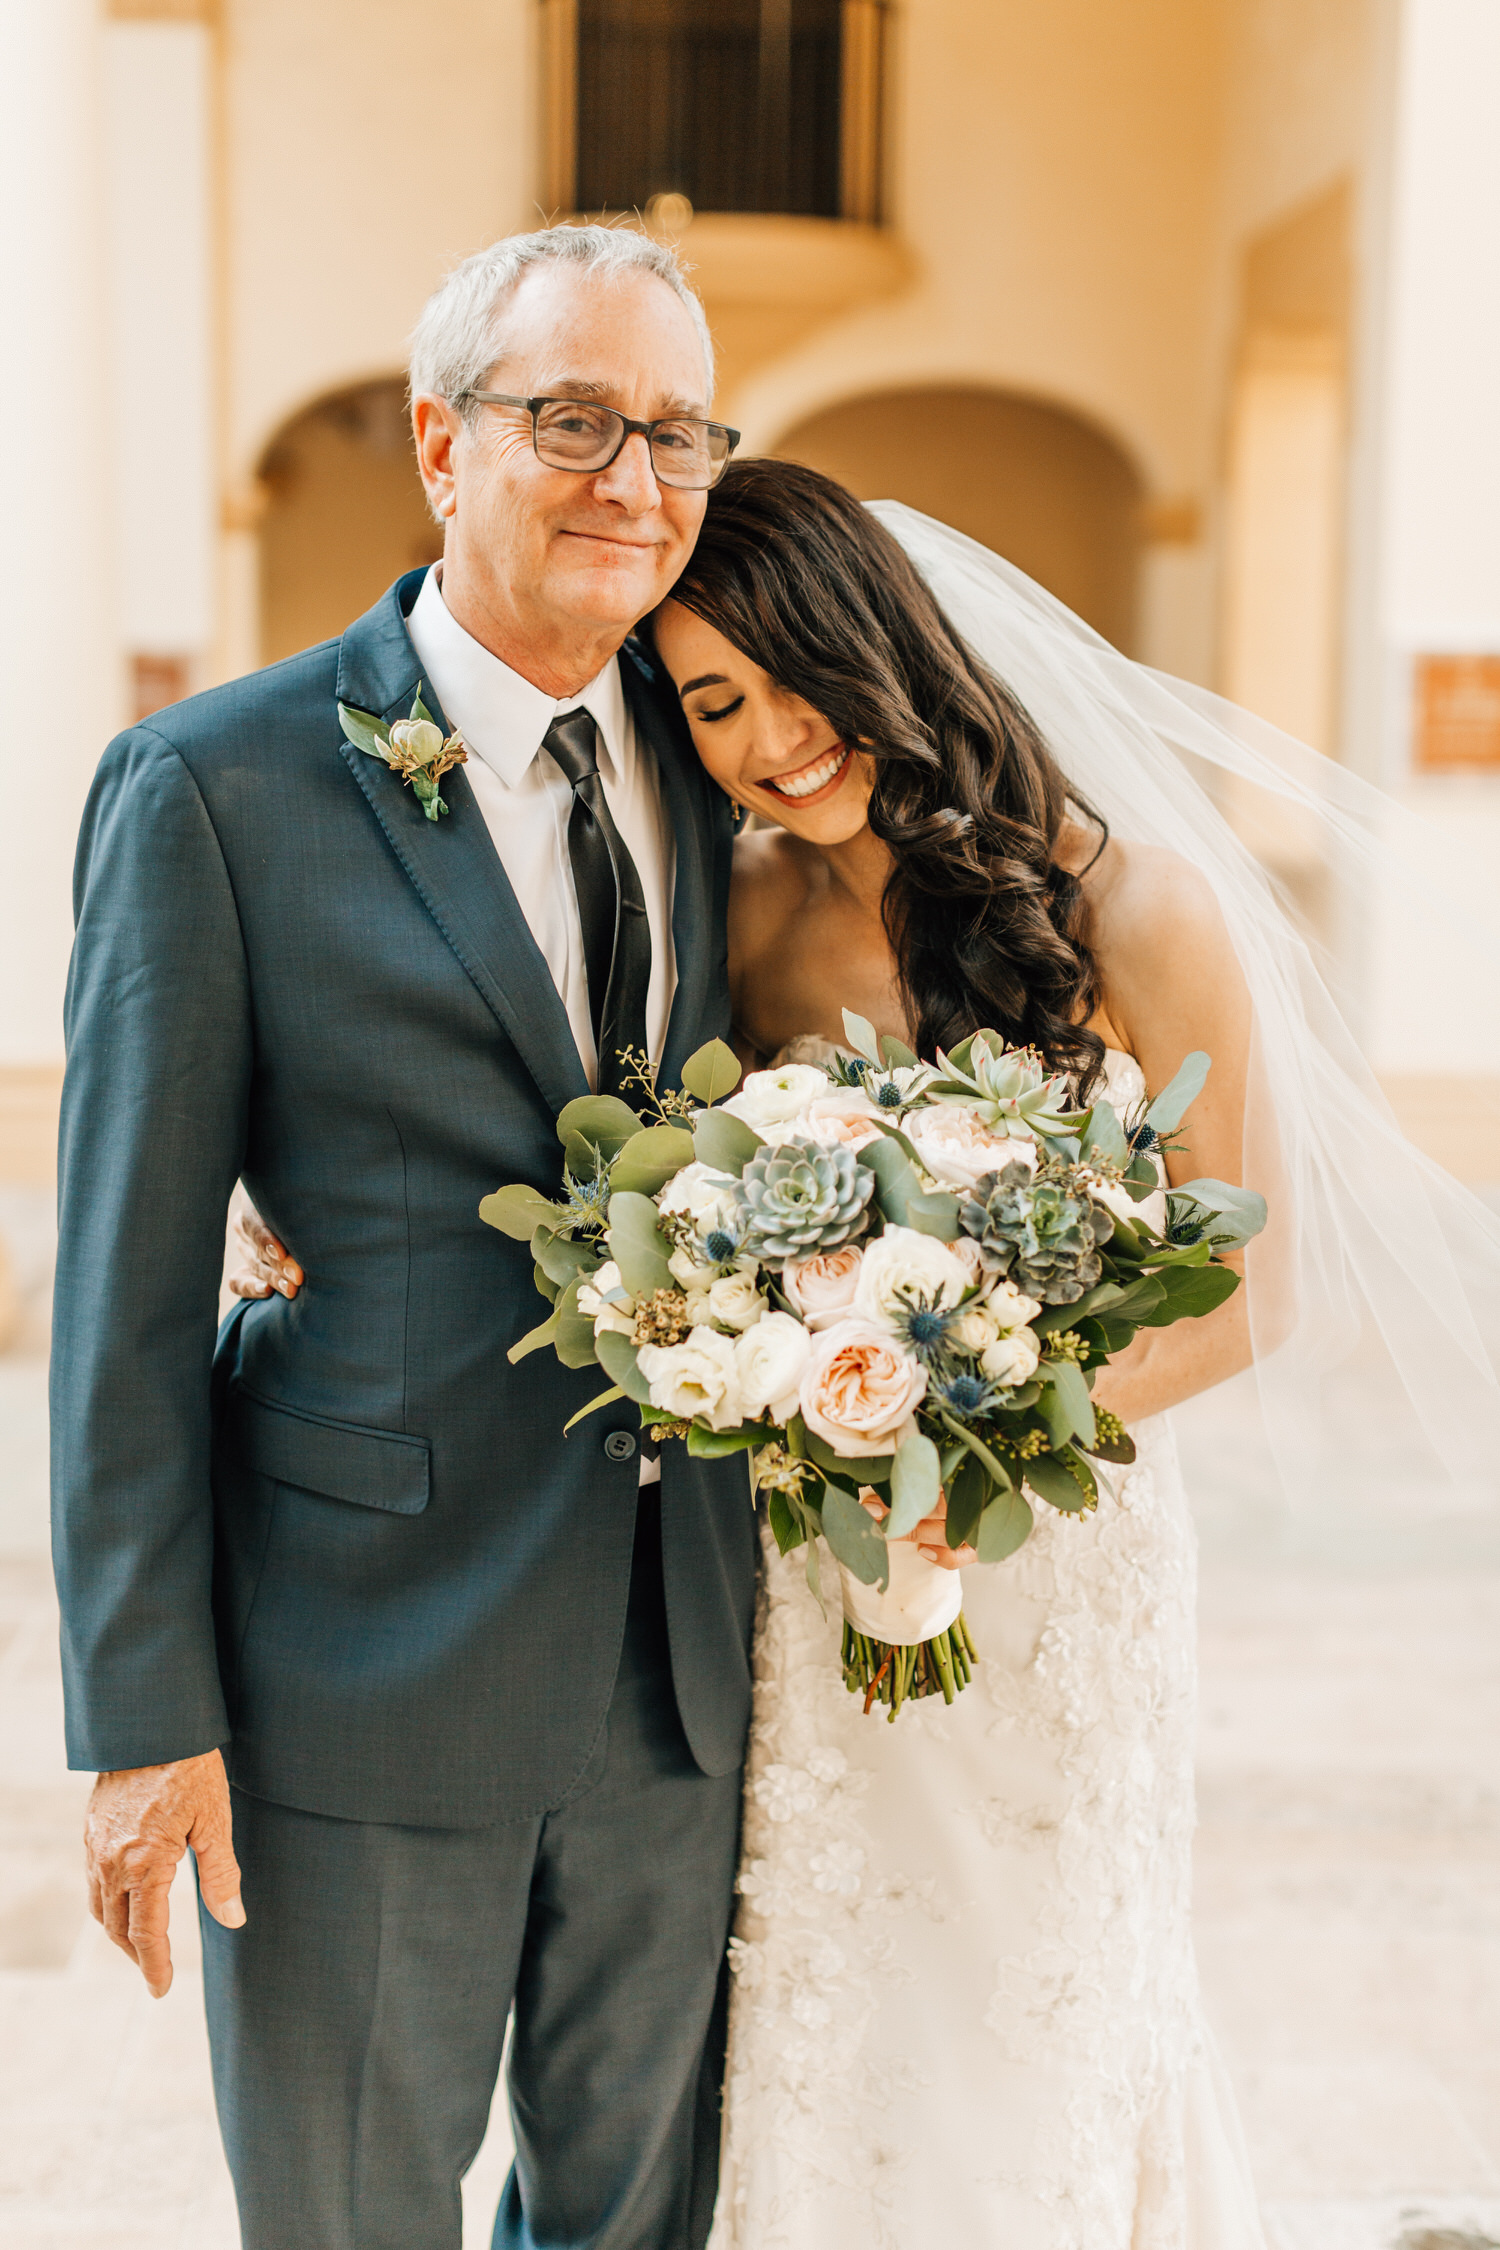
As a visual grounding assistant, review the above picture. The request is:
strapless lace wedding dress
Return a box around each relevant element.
[708,1051,1266,2250]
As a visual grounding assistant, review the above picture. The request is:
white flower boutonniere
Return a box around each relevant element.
[339,690,468,821]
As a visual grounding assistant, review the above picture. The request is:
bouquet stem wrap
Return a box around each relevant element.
[836,1541,963,1643]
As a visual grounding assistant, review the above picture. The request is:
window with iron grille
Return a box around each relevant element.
[541,0,887,223]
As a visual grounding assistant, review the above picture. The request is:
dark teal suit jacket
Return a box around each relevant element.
[51,571,756,1826]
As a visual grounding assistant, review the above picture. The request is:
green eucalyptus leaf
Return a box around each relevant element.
[976,1484,1034,1561]
[594,1328,654,1403]
[942,1449,990,1551]
[767,1488,805,1556]
[1137,1261,1241,1324]
[1166,1178,1269,1252]
[480,1182,563,1241]
[680,1039,742,1106]
[858,1134,924,1227]
[879,1033,920,1069]
[507,1310,560,1364]
[609,1124,696,1197]
[1039,1359,1096,1450]
[935,1409,1014,1491]
[553,1278,601,1369]
[564,1384,625,1432]
[1079,1099,1129,1167]
[886,1427,941,1540]
[686,1421,774,1458]
[337,702,391,759]
[604,1191,674,1296]
[534,1232,600,1290]
[533,1261,559,1304]
[411,687,435,726]
[556,1095,644,1162]
[841,1009,882,1066]
[1144,1050,1211,1135]
[905,1190,961,1242]
[1024,1450,1094,1514]
[693,1108,762,1173]
[801,1427,893,1486]
[821,1480,890,1589]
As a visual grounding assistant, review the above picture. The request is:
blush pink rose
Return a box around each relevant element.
[800,1091,885,1152]
[798,1319,929,1456]
[905,1103,1036,1190]
[782,1246,865,1330]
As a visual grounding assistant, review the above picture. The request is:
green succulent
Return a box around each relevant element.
[926,1034,1088,1142]
[959,1160,1113,1302]
[735,1133,875,1260]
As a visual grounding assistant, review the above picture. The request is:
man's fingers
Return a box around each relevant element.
[191,1818,246,1930]
[229,1273,273,1299]
[99,1876,139,1960]
[127,1879,175,1997]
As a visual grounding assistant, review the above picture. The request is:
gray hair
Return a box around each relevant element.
[408,224,715,414]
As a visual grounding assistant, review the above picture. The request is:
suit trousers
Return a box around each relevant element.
[199,1490,744,2250]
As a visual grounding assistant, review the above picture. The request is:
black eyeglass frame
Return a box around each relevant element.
[458,391,741,490]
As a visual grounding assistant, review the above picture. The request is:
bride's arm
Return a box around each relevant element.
[1084,845,1255,1424]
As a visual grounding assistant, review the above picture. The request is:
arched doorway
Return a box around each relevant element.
[771,386,1143,653]
[257,378,441,666]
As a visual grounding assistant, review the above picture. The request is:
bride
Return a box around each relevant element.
[237,459,1500,2249]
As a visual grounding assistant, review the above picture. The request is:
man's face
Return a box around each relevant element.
[416,262,712,659]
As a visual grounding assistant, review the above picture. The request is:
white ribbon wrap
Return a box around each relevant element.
[836,1538,964,1645]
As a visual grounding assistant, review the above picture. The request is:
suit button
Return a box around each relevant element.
[603,1430,637,1464]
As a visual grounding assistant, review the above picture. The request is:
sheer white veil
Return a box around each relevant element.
[873,500,1500,1500]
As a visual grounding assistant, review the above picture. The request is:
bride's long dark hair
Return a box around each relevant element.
[662,457,1108,1090]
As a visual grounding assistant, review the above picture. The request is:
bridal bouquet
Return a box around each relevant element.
[481,1016,1265,1720]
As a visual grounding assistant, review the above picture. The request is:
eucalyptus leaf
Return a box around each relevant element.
[821,1480,890,1590]
[886,1427,941,1540]
[693,1108,762,1173]
[935,1409,1013,1490]
[801,1427,893,1486]
[879,1034,920,1069]
[1143,1050,1211,1135]
[1024,1450,1093,1514]
[686,1422,774,1458]
[337,701,391,759]
[767,1488,804,1556]
[410,687,435,727]
[680,1039,741,1106]
[1167,1178,1269,1252]
[479,1183,563,1241]
[556,1095,643,1162]
[609,1124,695,1197]
[904,1190,962,1242]
[553,1279,601,1369]
[1079,1099,1129,1167]
[976,1485,1034,1561]
[841,1009,882,1066]
[563,1384,625,1433]
[594,1327,654,1404]
[534,1231,600,1290]
[507,1311,560,1364]
[532,1262,558,1304]
[942,1449,990,1551]
[1137,1261,1241,1324]
[859,1134,924,1227]
[605,1191,674,1296]
[1039,1359,1096,1449]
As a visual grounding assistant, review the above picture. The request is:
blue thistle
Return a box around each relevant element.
[934,1370,1008,1420]
[704,1226,741,1264]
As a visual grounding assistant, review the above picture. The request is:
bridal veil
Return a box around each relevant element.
[876,500,1500,1499]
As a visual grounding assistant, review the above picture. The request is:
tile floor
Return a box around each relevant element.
[2,1234,1498,2246]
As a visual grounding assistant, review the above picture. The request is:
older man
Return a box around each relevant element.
[52,227,755,2250]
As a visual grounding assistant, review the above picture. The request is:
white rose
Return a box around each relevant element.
[657,1162,740,1231]
[706,1268,768,1332]
[722,1063,830,1130]
[985,1278,1045,1330]
[852,1225,971,1329]
[1081,1167,1167,1233]
[949,1302,1001,1353]
[906,1104,1038,1190]
[668,1244,718,1291]
[577,1260,636,1338]
[734,1311,812,1421]
[980,1327,1042,1387]
[636,1325,746,1430]
[799,1090,885,1152]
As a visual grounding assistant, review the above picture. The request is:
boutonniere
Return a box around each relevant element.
[338,691,468,821]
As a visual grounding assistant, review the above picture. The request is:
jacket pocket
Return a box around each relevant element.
[231,1386,430,1515]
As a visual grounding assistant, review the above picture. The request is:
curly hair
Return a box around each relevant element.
[662,457,1108,1092]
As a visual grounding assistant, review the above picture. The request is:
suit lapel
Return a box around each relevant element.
[620,638,733,1089]
[335,574,589,1118]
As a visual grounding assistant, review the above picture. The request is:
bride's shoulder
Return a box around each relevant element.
[1073,833,1236,990]
[729,822,817,937]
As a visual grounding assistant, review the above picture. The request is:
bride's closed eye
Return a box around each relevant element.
[692,696,745,724]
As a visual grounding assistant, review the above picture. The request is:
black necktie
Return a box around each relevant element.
[542,709,653,1104]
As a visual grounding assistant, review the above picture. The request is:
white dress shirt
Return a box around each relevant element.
[406,566,677,1089]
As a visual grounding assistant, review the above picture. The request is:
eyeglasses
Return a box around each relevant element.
[459,392,740,491]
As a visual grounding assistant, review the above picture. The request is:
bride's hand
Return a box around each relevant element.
[860,1490,978,1570]
[229,1207,303,1301]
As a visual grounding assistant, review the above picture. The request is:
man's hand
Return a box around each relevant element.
[84,1749,244,1997]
